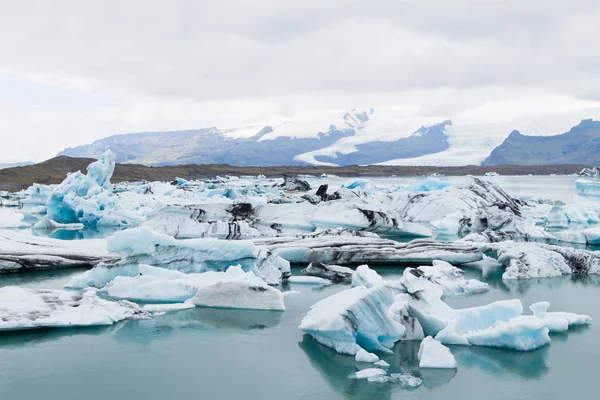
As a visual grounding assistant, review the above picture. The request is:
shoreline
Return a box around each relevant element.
[0,155,592,187]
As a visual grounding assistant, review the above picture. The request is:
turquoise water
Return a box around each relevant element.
[0,266,597,400]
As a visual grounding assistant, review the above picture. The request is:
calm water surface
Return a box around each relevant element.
[0,176,597,400]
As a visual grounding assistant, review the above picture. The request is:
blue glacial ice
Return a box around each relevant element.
[301,261,590,356]
[299,284,405,355]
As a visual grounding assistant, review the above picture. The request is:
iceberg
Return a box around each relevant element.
[0,231,117,273]
[36,150,154,227]
[516,301,591,333]
[107,227,290,284]
[301,262,354,284]
[355,349,380,363]
[74,264,286,310]
[434,300,551,351]
[367,373,422,387]
[398,260,489,297]
[287,276,332,285]
[191,266,286,311]
[576,178,600,202]
[418,337,457,369]
[352,368,387,379]
[0,287,147,331]
[299,285,404,355]
[482,241,600,280]
[254,234,483,266]
[351,265,384,288]
[311,204,432,237]
[142,205,261,239]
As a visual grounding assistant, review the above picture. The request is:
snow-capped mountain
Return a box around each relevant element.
[58,107,600,167]
[59,109,451,166]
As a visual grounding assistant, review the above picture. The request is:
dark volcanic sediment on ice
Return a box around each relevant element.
[0,156,592,187]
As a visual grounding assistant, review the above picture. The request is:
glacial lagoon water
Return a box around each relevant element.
[0,175,597,400]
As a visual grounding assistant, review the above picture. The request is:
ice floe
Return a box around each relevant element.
[107,227,290,284]
[0,287,147,331]
[418,337,457,369]
[301,262,354,284]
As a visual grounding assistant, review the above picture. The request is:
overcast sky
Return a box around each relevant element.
[1,0,600,162]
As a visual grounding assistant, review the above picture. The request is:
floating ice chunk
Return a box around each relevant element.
[342,179,375,190]
[299,285,404,355]
[399,260,489,297]
[142,302,195,313]
[576,178,600,202]
[373,360,389,367]
[367,373,422,387]
[142,205,262,239]
[32,216,84,230]
[254,235,483,266]
[302,262,354,284]
[418,336,457,369]
[352,368,387,379]
[355,349,380,363]
[0,231,116,273]
[66,263,140,289]
[107,227,290,284]
[100,275,198,303]
[351,265,384,288]
[518,301,591,333]
[489,242,573,280]
[0,287,147,331]
[433,299,552,351]
[191,267,286,311]
[287,276,332,285]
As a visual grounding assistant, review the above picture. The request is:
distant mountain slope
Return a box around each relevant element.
[482,119,600,166]
[58,109,452,166]
[311,120,451,165]
[0,162,33,170]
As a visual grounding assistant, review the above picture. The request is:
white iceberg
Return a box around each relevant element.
[0,286,147,331]
[0,230,117,273]
[191,266,286,311]
[352,368,387,380]
[355,349,380,363]
[287,276,332,285]
[351,265,384,288]
[418,336,457,369]
[399,260,489,297]
[302,262,354,284]
[299,285,404,355]
[107,227,290,284]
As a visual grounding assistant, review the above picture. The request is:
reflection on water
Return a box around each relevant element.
[30,225,126,240]
[114,308,283,346]
[452,345,549,379]
[0,325,117,349]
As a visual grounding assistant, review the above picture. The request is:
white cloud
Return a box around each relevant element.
[0,0,599,162]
